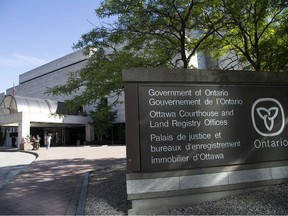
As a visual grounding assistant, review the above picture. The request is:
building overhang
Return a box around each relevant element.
[0,95,90,128]
[0,111,89,127]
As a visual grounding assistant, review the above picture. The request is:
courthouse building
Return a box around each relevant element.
[0,50,126,147]
[0,49,209,147]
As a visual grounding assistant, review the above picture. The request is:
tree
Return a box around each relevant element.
[46,0,215,107]
[46,0,288,108]
[89,98,117,143]
[204,0,288,71]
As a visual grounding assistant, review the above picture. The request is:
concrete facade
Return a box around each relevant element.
[1,50,87,101]
[0,48,210,147]
[0,50,125,147]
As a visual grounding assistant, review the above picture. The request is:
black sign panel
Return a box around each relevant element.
[138,84,288,172]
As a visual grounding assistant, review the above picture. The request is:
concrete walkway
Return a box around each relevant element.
[0,150,36,189]
[0,145,126,215]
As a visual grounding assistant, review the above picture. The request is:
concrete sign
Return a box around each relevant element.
[138,84,288,172]
[124,69,288,214]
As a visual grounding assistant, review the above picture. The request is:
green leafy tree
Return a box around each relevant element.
[204,0,288,71]
[89,98,117,142]
[46,0,288,108]
[46,0,215,107]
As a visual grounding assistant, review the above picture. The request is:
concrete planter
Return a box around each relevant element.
[19,142,33,151]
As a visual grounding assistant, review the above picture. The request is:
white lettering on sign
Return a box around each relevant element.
[204,119,228,126]
[149,98,200,106]
[151,155,189,164]
[150,133,173,142]
[178,110,219,117]
[149,111,176,118]
[171,119,201,128]
[150,144,181,152]
[143,86,244,169]
[205,89,228,96]
[216,98,243,105]
[148,89,193,97]
[254,138,288,148]
[185,141,241,151]
[150,120,169,128]
[138,85,288,171]
[188,132,211,141]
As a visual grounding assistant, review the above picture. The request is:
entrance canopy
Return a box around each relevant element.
[0,95,57,115]
[0,95,94,144]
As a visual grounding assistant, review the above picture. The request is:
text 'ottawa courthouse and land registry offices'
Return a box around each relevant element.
[138,84,288,172]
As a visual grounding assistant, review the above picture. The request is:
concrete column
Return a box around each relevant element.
[18,112,30,146]
[85,124,94,143]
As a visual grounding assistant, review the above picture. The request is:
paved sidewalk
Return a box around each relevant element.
[0,150,36,189]
[0,145,126,215]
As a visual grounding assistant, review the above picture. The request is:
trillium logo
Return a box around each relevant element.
[251,98,285,136]
[256,107,279,131]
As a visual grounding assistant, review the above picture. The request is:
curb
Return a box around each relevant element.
[0,150,38,190]
[0,147,19,152]
[66,171,90,215]
[19,150,39,159]
[76,172,90,215]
